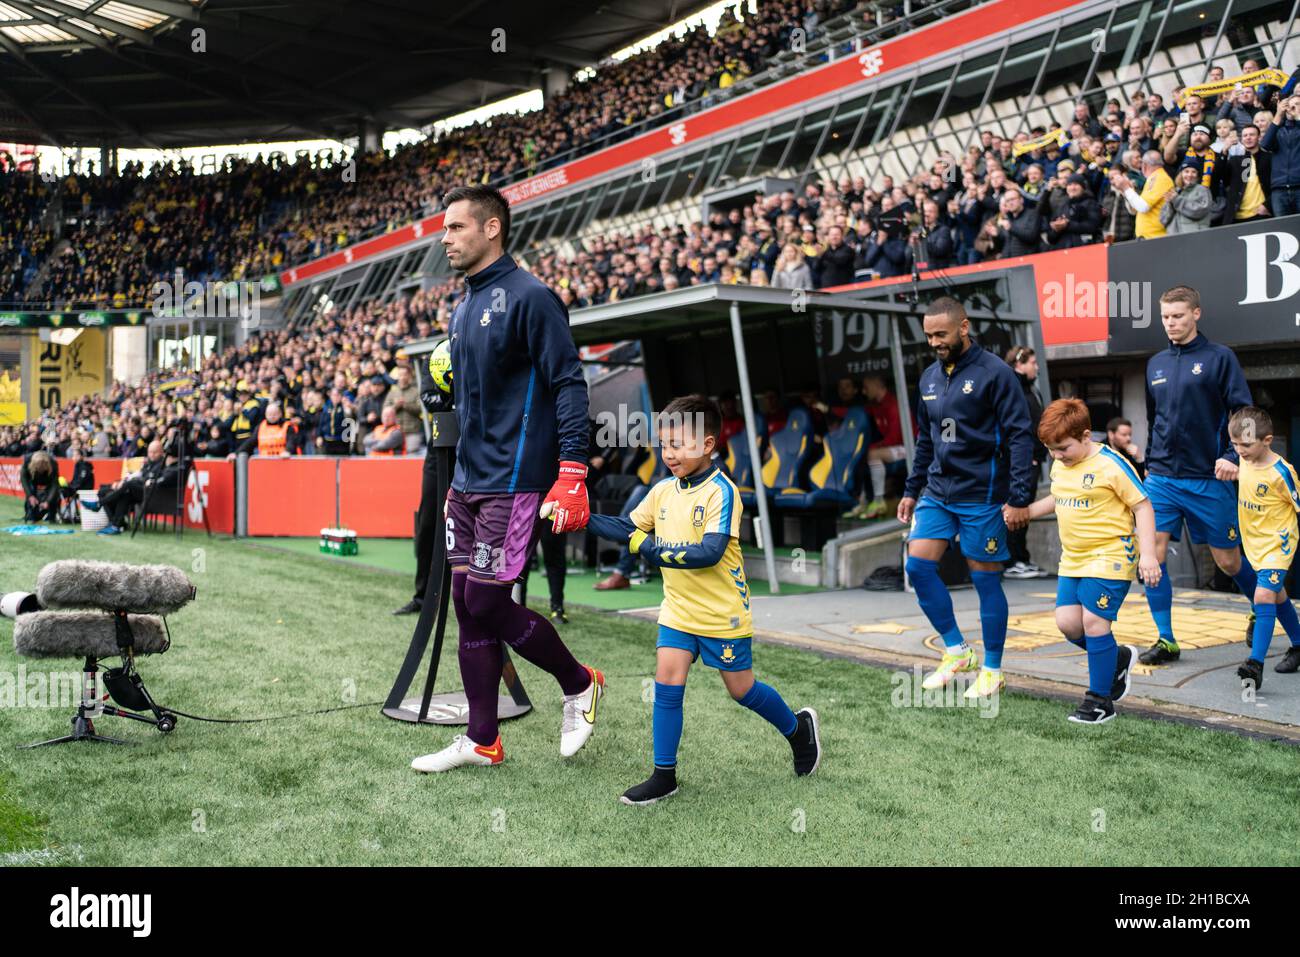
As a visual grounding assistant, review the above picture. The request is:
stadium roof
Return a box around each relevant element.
[0,0,714,148]
[567,283,1038,343]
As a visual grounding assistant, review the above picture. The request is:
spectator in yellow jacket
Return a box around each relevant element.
[1111,151,1173,239]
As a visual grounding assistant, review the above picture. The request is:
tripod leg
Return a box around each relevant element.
[383,446,452,715]
[415,557,453,722]
[501,649,532,708]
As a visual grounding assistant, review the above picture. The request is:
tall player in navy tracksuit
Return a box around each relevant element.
[897,297,1036,699]
[412,185,605,774]
[1137,285,1265,665]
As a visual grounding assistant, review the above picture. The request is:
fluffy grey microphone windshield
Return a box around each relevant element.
[13,611,169,659]
[36,560,196,615]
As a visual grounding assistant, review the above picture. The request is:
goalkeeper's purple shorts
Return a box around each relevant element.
[446,488,544,583]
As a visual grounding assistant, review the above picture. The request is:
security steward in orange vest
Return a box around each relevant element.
[364,406,407,457]
[227,402,295,459]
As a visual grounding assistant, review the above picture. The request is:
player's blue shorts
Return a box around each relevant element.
[1056,576,1132,621]
[1145,474,1240,548]
[910,496,1009,562]
[657,625,752,671]
[1257,569,1289,593]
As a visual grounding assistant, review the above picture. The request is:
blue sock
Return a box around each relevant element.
[1277,599,1300,646]
[971,570,1008,669]
[1250,603,1277,663]
[1232,555,1258,603]
[738,681,798,737]
[905,556,965,649]
[1144,562,1175,644]
[1063,633,1086,649]
[652,682,685,768]
[1085,632,1118,697]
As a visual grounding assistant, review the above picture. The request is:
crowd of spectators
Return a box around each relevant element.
[8,7,1294,318]
[0,285,445,463]
[385,60,1299,319]
[0,173,57,304]
[502,60,1300,305]
[7,0,1300,456]
[13,52,1300,454]
[5,0,897,310]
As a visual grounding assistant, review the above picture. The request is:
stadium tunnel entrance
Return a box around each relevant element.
[567,284,1044,591]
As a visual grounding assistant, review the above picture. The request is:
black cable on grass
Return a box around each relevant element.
[165,673,655,723]
[164,701,384,724]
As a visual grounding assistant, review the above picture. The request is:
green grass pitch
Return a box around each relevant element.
[0,494,1297,866]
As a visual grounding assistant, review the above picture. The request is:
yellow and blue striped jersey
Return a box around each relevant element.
[631,467,751,638]
[1051,445,1148,580]
[1236,456,1300,571]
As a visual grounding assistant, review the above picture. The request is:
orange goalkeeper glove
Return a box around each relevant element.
[540,460,589,532]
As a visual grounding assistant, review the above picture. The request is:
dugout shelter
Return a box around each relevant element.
[567,283,1046,592]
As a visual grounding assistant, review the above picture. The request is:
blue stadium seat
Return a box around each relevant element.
[723,413,766,509]
[725,433,758,510]
[759,406,813,500]
[635,446,669,486]
[772,406,870,511]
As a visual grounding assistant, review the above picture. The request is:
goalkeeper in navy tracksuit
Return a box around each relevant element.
[897,297,1035,699]
[411,185,605,775]
[1138,285,1259,665]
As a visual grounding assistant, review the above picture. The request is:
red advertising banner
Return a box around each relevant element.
[186,461,235,534]
[824,243,1111,347]
[245,457,423,537]
[339,458,423,538]
[0,458,25,496]
[247,457,338,537]
[281,0,1086,287]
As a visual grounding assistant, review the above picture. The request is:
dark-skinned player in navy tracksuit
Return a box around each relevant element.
[1137,284,1265,666]
[412,185,606,774]
[897,297,1036,700]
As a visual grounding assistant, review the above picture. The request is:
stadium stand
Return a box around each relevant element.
[4,0,938,310]
[6,0,1300,562]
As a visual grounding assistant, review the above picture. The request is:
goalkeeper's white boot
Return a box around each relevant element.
[411,733,504,773]
[560,666,605,758]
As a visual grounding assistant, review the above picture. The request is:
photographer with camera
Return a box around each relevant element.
[911,200,955,270]
[856,197,911,278]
